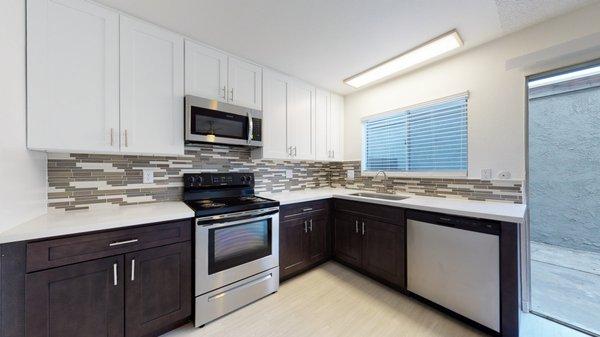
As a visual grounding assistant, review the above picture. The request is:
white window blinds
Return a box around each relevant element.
[362,93,468,173]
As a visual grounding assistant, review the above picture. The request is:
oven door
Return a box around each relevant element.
[185,95,262,147]
[195,208,279,296]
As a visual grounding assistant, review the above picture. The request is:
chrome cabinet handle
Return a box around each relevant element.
[362,221,365,235]
[302,207,313,212]
[309,219,313,232]
[110,128,114,146]
[113,263,118,286]
[124,129,128,147]
[221,86,227,99]
[229,88,234,101]
[247,113,253,143]
[293,146,297,157]
[131,259,135,281]
[109,238,139,247]
[288,146,293,157]
[355,220,359,233]
[304,220,308,233]
[332,150,334,158]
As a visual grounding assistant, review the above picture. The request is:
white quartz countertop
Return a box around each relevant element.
[0,202,195,244]
[259,188,526,223]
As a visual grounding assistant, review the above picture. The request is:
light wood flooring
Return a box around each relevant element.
[164,262,488,337]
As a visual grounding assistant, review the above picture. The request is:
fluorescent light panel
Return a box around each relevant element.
[528,64,600,88]
[344,30,463,88]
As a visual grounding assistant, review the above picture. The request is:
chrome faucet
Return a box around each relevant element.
[374,170,388,180]
[374,170,388,193]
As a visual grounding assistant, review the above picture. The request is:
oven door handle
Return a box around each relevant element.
[196,209,279,229]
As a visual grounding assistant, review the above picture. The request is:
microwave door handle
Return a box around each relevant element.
[247,113,253,143]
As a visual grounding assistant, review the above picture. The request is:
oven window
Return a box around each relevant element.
[191,106,248,140]
[208,218,272,274]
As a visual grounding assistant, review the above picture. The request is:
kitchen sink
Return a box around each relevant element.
[349,192,408,201]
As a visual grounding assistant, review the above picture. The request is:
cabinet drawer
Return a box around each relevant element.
[26,219,192,272]
[280,200,329,220]
[334,199,404,224]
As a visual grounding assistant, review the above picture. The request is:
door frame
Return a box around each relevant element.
[524,57,600,335]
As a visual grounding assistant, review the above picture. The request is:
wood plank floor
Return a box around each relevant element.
[164,262,487,337]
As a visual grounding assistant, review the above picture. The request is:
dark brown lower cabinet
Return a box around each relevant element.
[25,256,125,337]
[279,201,330,280]
[333,206,405,289]
[125,242,191,337]
[332,213,362,269]
[361,218,405,287]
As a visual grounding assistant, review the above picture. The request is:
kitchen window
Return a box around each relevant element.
[362,93,468,175]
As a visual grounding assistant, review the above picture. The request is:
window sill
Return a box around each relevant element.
[360,170,468,179]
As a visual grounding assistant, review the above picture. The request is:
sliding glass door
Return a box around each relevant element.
[527,61,600,336]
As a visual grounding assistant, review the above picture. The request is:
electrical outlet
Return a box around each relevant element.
[285,170,293,179]
[347,169,355,181]
[142,169,154,184]
[481,168,492,180]
[498,171,512,179]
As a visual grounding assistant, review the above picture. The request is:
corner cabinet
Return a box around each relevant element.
[315,90,344,161]
[252,69,316,160]
[23,219,192,337]
[185,40,262,110]
[26,0,184,156]
[333,199,406,288]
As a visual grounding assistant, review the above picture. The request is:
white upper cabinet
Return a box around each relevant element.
[27,0,120,152]
[120,16,184,155]
[330,93,344,161]
[227,57,262,110]
[315,89,331,161]
[184,42,262,110]
[184,40,228,102]
[288,79,315,160]
[260,69,291,159]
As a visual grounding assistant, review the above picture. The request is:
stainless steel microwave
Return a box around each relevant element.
[185,95,262,147]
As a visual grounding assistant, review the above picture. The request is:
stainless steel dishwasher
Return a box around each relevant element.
[406,210,500,332]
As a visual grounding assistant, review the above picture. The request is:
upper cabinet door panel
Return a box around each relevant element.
[27,0,119,152]
[184,40,227,102]
[330,94,344,161]
[120,16,184,155]
[227,57,262,110]
[315,89,330,161]
[261,69,290,159]
[288,80,315,160]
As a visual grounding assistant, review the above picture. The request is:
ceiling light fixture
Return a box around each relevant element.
[344,30,463,88]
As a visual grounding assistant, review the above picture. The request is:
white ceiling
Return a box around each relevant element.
[96,0,597,95]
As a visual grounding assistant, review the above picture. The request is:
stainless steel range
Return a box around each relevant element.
[183,173,279,327]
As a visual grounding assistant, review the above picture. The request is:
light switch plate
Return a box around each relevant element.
[285,170,293,179]
[481,168,492,180]
[142,169,154,184]
[347,169,355,180]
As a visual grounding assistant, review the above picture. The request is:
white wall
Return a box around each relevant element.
[344,3,600,180]
[0,0,47,231]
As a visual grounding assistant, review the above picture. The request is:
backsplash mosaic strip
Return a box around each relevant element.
[330,161,523,203]
[47,144,331,211]
[47,146,522,211]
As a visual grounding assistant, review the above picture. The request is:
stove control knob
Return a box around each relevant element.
[245,176,252,182]
[195,176,203,186]
[240,176,246,182]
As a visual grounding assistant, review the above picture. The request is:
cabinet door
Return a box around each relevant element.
[362,218,405,287]
[184,40,228,101]
[333,213,362,268]
[120,16,184,155]
[261,69,291,159]
[315,89,330,161]
[125,242,191,337]
[25,256,124,337]
[279,218,309,279]
[227,57,262,109]
[330,94,344,160]
[308,214,329,264]
[288,80,315,160]
[27,0,119,152]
